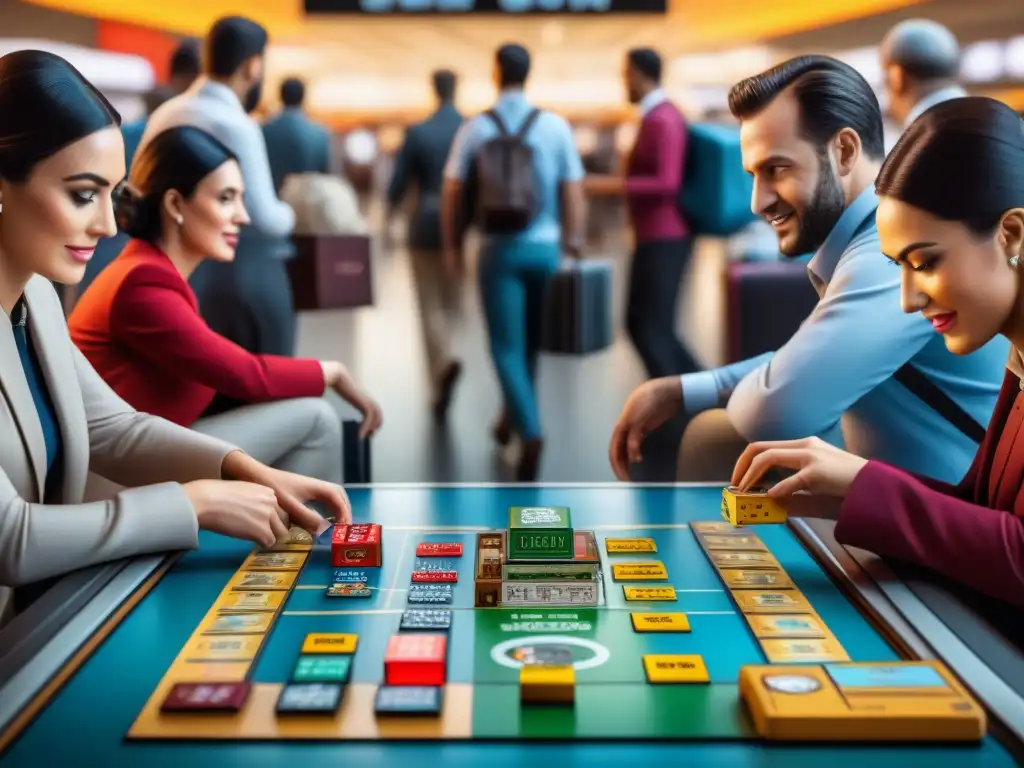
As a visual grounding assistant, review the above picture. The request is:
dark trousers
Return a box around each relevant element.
[626,237,701,379]
[190,257,297,358]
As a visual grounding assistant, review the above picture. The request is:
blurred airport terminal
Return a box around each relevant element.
[6,0,1024,483]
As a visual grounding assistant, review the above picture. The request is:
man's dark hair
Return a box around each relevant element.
[280,77,305,107]
[627,47,661,83]
[204,16,268,78]
[728,54,886,161]
[170,40,200,79]
[496,44,530,89]
[432,69,456,102]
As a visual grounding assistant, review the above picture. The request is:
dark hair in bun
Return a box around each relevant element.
[115,125,237,243]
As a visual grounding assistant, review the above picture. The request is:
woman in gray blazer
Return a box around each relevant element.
[0,50,349,611]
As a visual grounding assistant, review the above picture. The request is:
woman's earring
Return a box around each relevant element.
[175,214,184,226]
[1010,254,1020,270]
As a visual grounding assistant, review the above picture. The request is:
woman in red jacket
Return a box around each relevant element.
[731,96,1024,607]
[70,126,382,488]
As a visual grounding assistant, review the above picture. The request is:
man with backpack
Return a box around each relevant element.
[440,42,586,481]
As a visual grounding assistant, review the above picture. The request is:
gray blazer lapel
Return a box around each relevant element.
[0,296,48,501]
[24,278,88,502]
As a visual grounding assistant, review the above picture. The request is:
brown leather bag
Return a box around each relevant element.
[287,235,374,311]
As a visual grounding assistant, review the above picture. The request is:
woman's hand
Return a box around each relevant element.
[219,450,350,530]
[731,436,869,500]
[321,361,383,439]
[184,479,293,548]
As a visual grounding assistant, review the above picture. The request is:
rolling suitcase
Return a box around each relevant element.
[541,259,613,355]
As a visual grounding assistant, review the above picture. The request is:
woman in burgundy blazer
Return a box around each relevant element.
[732,97,1024,607]
[69,126,382,486]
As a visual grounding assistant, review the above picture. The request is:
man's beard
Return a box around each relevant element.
[780,152,847,257]
[243,80,263,113]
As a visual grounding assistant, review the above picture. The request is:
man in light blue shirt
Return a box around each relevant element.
[879,19,966,130]
[609,55,1007,485]
[440,42,586,481]
[137,16,298,357]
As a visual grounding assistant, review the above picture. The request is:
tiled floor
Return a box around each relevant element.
[297,223,729,484]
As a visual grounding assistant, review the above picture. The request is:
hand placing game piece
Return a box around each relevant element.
[730,436,868,501]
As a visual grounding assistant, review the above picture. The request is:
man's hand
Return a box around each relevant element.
[221,451,350,530]
[608,377,684,480]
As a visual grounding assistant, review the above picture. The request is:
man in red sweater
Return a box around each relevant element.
[589,48,699,380]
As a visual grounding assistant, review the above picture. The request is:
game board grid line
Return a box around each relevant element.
[381,531,411,610]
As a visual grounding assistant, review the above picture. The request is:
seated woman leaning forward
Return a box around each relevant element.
[0,50,348,610]
[730,96,1024,608]
[68,124,383,489]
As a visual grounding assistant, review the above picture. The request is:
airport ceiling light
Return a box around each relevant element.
[0,38,155,91]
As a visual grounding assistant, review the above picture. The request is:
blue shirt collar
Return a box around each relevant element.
[496,89,529,108]
[807,186,879,287]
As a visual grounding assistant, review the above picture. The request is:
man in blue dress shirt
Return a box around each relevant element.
[609,55,1008,485]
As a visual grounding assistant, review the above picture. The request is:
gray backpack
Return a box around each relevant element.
[473,108,543,234]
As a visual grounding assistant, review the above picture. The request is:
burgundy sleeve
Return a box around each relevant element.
[624,114,684,197]
[109,266,326,402]
[835,460,1024,607]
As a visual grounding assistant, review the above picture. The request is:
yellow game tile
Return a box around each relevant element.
[164,661,252,684]
[732,589,813,614]
[623,586,677,602]
[630,612,691,632]
[260,526,316,552]
[183,634,264,662]
[746,613,828,639]
[721,568,794,590]
[612,562,668,581]
[721,486,788,526]
[700,534,768,552]
[301,633,359,654]
[201,612,275,635]
[642,654,710,684]
[240,551,307,571]
[604,538,657,553]
[227,570,297,591]
[691,521,743,535]
[217,590,286,613]
[520,664,575,704]
[760,636,850,663]
[709,551,781,570]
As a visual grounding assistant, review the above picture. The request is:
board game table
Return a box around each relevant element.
[1,483,1023,767]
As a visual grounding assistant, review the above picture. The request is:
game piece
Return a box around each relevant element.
[302,633,359,654]
[292,654,353,683]
[739,661,986,741]
[643,654,710,684]
[241,551,307,571]
[326,583,372,598]
[502,581,598,607]
[508,506,573,560]
[519,663,574,705]
[400,609,452,631]
[631,612,691,633]
[721,486,787,525]
[760,637,850,663]
[709,551,780,570]
[502,562,598,581]
[275,682,344,715]
[228,570,296,591]
[513,644,574,666]
[474,531,504,607]
[746,613,828,639]
[416,542,463,557]
[611,562,668,581]
[604,537,657,553]
[700,534,768,552]
[331,523,382,567]
[383,633,447,686]
[374,685,443,716]
[216,590,285,613]
[411,570,458,583]
[691,521,743,534]
[623,586,677,602]
[721,568,794,590]
[161,682,251,712]
[407,583,453,604]
[203,613,274,635]
[731,589,813,614]
[332,568,369,583]
[184,635,263,662]
[260,525,315,552]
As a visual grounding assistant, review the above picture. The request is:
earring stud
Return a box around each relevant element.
[175,214,183,226]
[1011,254,1020,269]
